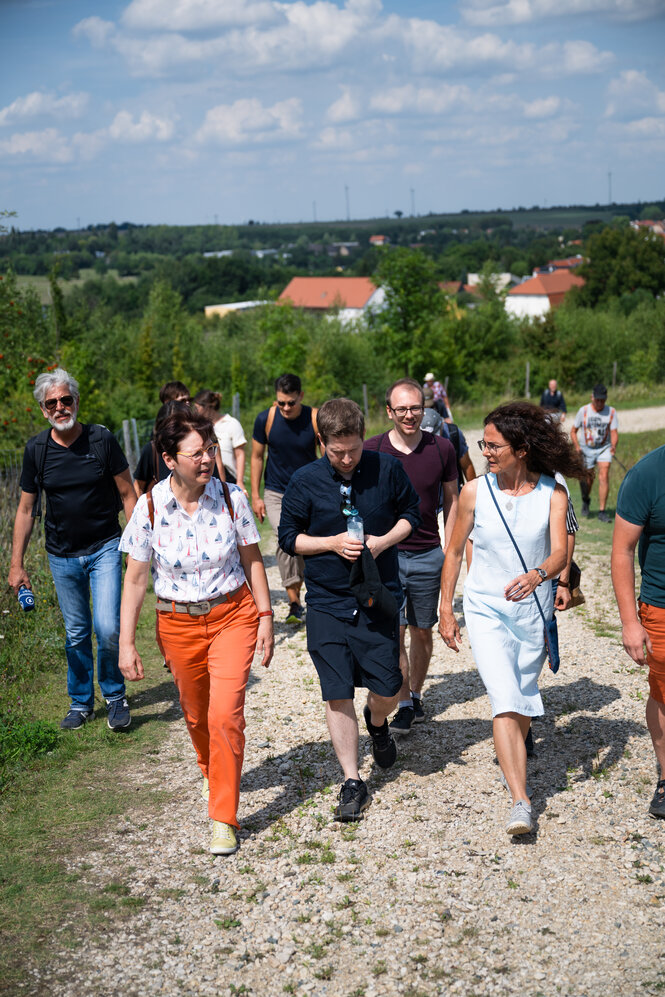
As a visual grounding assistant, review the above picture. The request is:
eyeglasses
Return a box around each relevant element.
[277,399,298,409]
[43,395,75,411]
[339,482,359,517]
[477,440,511,455]
[176,443,219,463]
[389,405,423,418]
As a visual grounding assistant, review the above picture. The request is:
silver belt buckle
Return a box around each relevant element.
[189,600,210,616]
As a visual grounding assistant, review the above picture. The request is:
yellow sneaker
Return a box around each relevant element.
[201,776,209,801]
[211,821,239,855]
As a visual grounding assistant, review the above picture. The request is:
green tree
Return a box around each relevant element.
[574,226,665,307]
[373,248,445,376]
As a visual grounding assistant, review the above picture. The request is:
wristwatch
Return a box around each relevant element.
[533,568,547,583]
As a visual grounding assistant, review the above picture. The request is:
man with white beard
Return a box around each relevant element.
[8,368,136,730]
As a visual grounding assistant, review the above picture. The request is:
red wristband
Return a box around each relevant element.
[258,610,274,618]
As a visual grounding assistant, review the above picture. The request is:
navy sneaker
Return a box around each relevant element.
[411,695,425,723]
[60,708,95,730]
[598,510,610,523]
[389,706,414,736]
[285,602,304,625]
[649,779,665,819]
[334,779,370,822]
[363,705,397,769]
[107,697,131,731]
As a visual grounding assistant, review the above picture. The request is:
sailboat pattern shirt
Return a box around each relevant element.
[119,476,260,602]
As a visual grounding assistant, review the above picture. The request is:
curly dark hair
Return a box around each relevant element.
[155,410,215,459]
[484,402,586,479]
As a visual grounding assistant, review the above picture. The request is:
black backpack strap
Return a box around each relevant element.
[30,428,52,520]
[87,424,123,512]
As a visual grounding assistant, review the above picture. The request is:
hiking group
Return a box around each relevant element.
[9,366,664,855]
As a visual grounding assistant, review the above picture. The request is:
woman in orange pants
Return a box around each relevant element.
[118,409,273,855]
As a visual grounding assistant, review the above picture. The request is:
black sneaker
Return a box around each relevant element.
[581,502,590,518]
[650,779,665,819]
[389,706,414,736]
[363,705,397,769]
[60,708,95,730]
[107,697,131,731]
[411,695,425,723]
[334,779,370,822]
[598,510,610,523]
[524,727,535,757]
[285,602,304,625]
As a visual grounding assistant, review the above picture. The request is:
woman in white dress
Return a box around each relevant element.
[439,402,584,836]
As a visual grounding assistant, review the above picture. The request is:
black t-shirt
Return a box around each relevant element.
[252,405,317,494]
[20,424,129,557]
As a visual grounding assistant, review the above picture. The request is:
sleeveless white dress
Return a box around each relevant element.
[463,473,555,717]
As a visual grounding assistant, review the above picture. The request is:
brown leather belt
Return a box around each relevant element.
[156,583,246,616]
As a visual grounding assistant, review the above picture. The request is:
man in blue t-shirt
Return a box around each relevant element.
[251,373,317,624]
[612,445,665,820]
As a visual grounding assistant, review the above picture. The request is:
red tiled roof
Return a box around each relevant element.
[279,276,378,310]
[508,269,584,306]
[546,255,584,269]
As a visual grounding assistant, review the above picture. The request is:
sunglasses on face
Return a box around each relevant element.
[277,399,298,408]
[43,395,75,411]
[339,482,359,517]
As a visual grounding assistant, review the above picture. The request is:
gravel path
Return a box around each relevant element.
[31,527,665,997]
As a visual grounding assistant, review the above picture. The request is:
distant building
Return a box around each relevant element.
[278,276,385,324]
[533,255,584,275]
[505,270,584,319]
[369,235,390,246]
[204,300,269,319]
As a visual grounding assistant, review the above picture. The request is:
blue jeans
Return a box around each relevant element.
[48,537,125,711]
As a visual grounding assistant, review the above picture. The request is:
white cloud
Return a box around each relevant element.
[72,16,116,47]
[121,0,279,30]
[370,83,472,115]
[108,110,176,142]
[523,95,561,118]
[460,0,664,27]
[313,126,354,149]
[0,91,88,127]
[605,70,665,119]
[326,88,362,123]
[195,97,303,144]
[0,128,72,163]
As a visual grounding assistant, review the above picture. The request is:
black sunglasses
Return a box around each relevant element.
[43,395,75,411]
[339,482,359,517]
[277,399,298,408]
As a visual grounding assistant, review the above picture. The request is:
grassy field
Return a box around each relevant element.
[14,269,137,305]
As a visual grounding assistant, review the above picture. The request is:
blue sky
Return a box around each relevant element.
[2,0,664,230]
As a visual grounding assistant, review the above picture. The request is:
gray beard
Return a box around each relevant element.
[47,413,77,431]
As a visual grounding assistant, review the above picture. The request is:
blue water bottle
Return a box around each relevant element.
[18,585,35,611]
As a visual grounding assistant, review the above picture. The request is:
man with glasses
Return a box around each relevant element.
[8,368,137,730]
[251,373,318,624]
[365,379,459,734]
[278,398,420,820]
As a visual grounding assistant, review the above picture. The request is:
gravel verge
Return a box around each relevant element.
[26,508,665,997]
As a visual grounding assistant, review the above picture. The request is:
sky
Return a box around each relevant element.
[1,0,664,230]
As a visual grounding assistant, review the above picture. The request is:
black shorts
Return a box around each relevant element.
[306,606,401,702]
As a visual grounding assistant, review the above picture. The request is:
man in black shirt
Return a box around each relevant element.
[251,373,318,624]
[8,368,137,730]
[540,379,567,422]
[279,398,420,821]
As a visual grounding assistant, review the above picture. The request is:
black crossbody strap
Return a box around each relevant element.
[484,475,547,628]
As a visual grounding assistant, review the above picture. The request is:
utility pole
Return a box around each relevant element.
[410,188,415,217]
[608,170,613,204]
[313,200,317,222]
[345,185,350,222]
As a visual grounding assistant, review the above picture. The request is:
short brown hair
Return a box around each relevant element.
[317,398,364,444]
[159,380,190,403]
[385,378,424,408]
[155,410,215,459]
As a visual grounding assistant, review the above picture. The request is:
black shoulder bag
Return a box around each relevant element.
[485,475,560,674]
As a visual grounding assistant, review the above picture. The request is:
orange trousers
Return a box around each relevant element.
[639,602,665,705]
[155,584,259,827]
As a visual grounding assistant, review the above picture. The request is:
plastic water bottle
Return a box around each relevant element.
[346,516,364,542]
[17,585,35,611]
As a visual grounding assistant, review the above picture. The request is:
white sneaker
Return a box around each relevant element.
[506,800,533,836]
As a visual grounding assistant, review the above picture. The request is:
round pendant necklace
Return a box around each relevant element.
[502,477,527,511]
